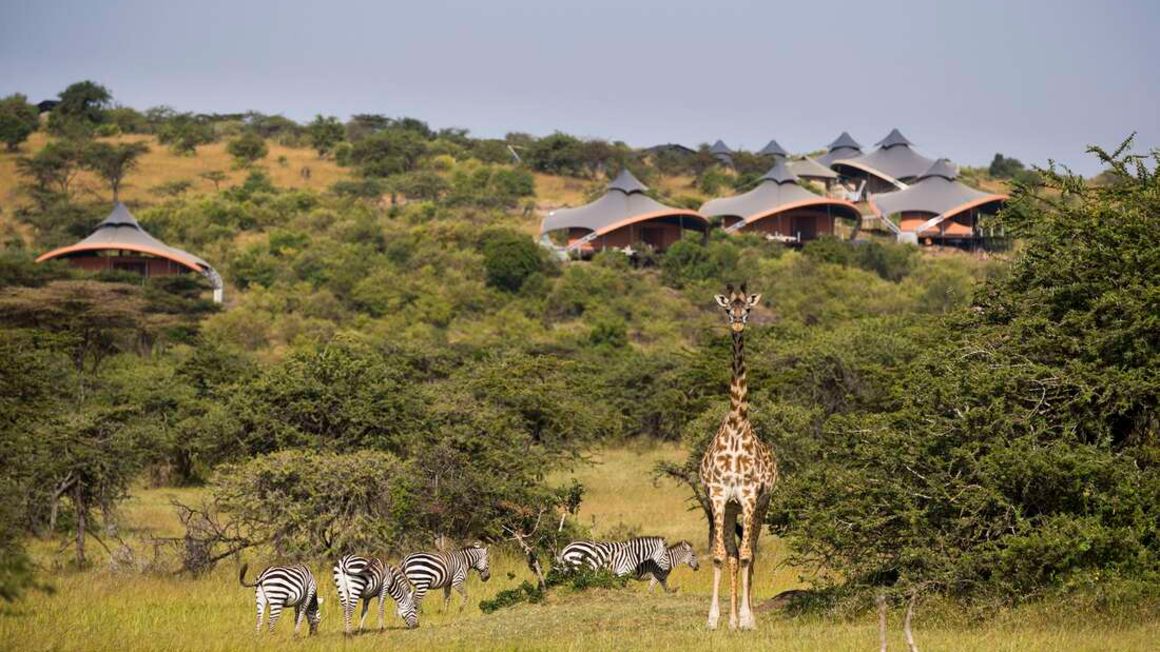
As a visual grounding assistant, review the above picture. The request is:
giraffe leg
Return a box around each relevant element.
[725,501,741,630]
[738,502,758,630]
[748,493,771,611]
[728,556,739,630]
[708,497,727,630]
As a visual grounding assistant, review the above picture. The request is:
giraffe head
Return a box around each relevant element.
[714,283,761,333]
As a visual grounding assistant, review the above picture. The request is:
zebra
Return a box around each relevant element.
[609,536,669,577]
[633,540,699,593]
[401,543,490,612]
[333,554,418,633]
[238,563,322,636]
[556,540,620,572]
[557,537,668,577]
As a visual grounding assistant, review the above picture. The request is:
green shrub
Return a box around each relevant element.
[482,229,546,292]
[227,132,268,166]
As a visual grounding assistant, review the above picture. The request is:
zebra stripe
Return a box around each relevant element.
[333,554,418,632]
[239,563,321,635]
[556,540,620,571]
[610,536,669,577]
[401,544,490,612]
[634,540,699,592]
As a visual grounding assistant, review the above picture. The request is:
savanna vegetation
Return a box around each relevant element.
[0,81,1156,650]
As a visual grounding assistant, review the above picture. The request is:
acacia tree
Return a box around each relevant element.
[157,113,215,155]
[307,115,345,158]
[227,131,268,167]
[16,141,84,207]
[83,141,150,201]
[48,80,111,137]
[0,281,160,567]
[0,93,39,152]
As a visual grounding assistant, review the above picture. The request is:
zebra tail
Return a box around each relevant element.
[238,563,257,588]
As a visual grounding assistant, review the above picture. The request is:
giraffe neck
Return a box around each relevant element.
[729,330,748,421]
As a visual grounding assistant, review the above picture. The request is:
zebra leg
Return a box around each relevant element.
[293,603,305,636]
[343,598,354,636]
[377,587,387,631]
[358,597,371,632]
[454,582,468,611]
[267,603,282,633]
[441,585,452,612]
[411,583,428,613]
[708,497,727,630]
[254,592,266,635]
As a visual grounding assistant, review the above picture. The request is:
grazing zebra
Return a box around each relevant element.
[634,540,699,593]
[609,536,669,577]
[333,554,418,633]
[556,540,620,572]
[401,543,490,612]
[238,563,322,636]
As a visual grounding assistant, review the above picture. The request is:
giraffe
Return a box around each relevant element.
[700,283,778,630]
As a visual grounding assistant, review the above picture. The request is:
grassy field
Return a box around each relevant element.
[0,133,349,211]
[2,444,1157,651]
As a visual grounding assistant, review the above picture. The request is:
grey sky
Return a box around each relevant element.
[2,0,1156,174]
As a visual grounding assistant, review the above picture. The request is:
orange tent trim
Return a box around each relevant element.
[737,198,862,228]
[36,242,206,273]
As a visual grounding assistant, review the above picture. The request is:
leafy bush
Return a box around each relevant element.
[482,228,548,292]
[213,449,418,556]
[804,237,917,282]
[350,129,427,177]
[0,94,39,151]
[227,132,268,166]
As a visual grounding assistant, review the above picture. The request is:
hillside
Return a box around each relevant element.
[1,93,1155,652]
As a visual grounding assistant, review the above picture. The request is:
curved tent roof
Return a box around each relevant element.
[832,128,935,184]
[540,170,706,242]
[868,159,1007,233]
[700,161,861,228]
[787,157,838,180]
[816,131,863,167]
[38,203,215,273]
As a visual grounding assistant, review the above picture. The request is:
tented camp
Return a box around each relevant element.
[37,203,224,303]
[709,140,734,166]
[758,139,838,188]
[787,157,839,188]
[540,170,708,254]
[868,159,1007,246]
[831,128,936,194]
[815,131,863,167]
[700,160,861,243]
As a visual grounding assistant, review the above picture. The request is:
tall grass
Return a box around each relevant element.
[2,444,1157,651]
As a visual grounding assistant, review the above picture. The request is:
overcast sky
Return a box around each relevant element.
[2,0,1156,174]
